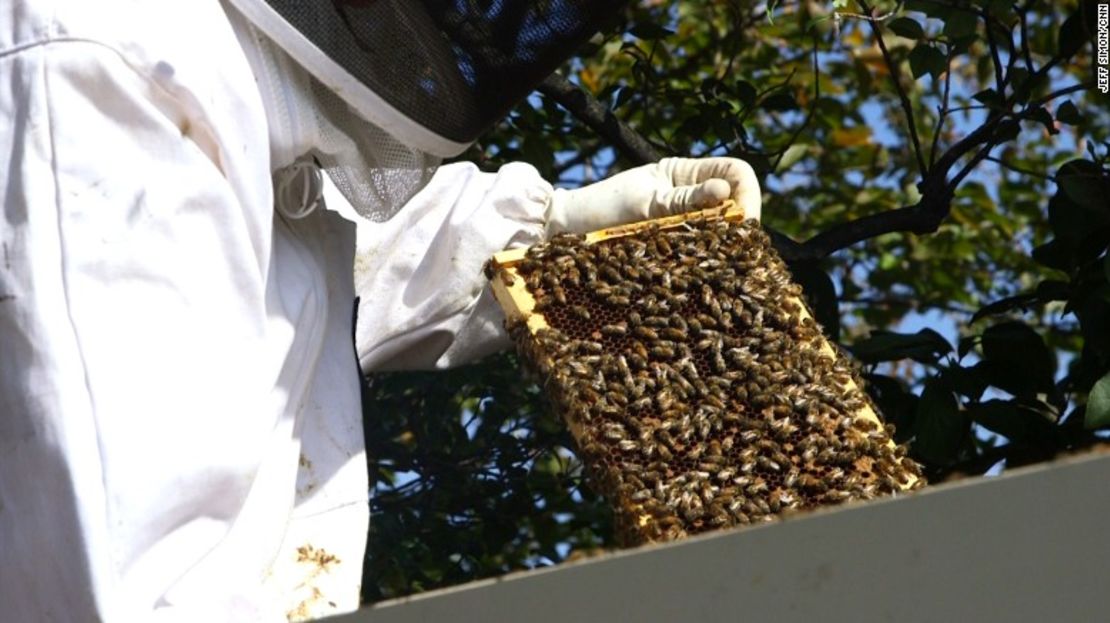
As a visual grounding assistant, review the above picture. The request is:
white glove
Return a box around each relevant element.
[543,157,762,236]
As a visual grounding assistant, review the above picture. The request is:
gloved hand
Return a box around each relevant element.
[543,157,761,236]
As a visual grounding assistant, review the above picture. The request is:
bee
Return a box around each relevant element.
[577,339,603,355]
[606,391,629,407]
[798,474,827,493]
[650,345,675,360]
[601,323,628,338]
[660,327,687,341]
[600,265,622,283]
[655,236,673,256]
[695,313,718,329]
[533,294,554,312]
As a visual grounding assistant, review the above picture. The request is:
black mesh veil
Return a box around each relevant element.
[257,0,628,151]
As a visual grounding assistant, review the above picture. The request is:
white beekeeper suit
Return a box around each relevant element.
[0,1,761,621]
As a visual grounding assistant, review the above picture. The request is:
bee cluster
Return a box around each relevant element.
[505,217,924,546]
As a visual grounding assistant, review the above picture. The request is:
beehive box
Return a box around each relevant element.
[486,202,923,546]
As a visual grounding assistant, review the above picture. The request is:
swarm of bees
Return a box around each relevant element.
[499,216,925,546]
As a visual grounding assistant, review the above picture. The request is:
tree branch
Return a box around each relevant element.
[1029,81,1093,108]
[1018,6,1035,73]
[983,8,1006,94]
[985,155,1057,181]
[858,0,929,178]
[929,48,954,168]
[538,73,664,165]
[792,193,954,260]
[788,73,1090,262]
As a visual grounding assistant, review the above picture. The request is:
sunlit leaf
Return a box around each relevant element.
[776,143,809,173]
[831,126,873,147]
[1085,372,1110,429]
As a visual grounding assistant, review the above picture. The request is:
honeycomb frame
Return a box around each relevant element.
[487,202,922,545]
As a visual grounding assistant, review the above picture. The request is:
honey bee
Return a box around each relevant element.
[650,345,676,360]
[601,323,628,338]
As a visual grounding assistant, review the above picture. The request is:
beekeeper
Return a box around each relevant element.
[0,0,762,621]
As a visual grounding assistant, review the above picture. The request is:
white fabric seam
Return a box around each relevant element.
[39,34,111,594]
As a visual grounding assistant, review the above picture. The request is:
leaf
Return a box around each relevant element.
[1035,279,1070,301]
[943,9,979,39]
[913,377,967,465]
[957,336,978,360]
[1031,239,1073,271]
[905,0,951,19]
[1057,159,1109,213]
[887,17,925,40]
[1087,370,1110,430]
[761,91,798,111]
[1056,100,1082,125]
[1048,191,1093,242]
[577,67,600,93]
[943,363,988,400]
[970,292,1039,323]
[992,119,1021,143]
[972,89,1004,109]
[1027,107,1058,135]
[908,44,947,80]
[850,329,953,364]
[630,22,674,40]
[972,282,1067,324]
[736,80,758,108]
[775,143,809,173]
[980,321,1056,395]
[864,374,919,444]
[830,126,872,147]
[968,399,1057,442]
[1086,372,1110,429]
[1058,11,1089,59]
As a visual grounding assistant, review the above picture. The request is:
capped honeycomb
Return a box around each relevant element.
[487,205,924,546]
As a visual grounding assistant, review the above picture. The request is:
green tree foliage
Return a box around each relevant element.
[363,0,1109,603]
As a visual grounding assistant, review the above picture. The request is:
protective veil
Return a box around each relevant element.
[224,0,628,220]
